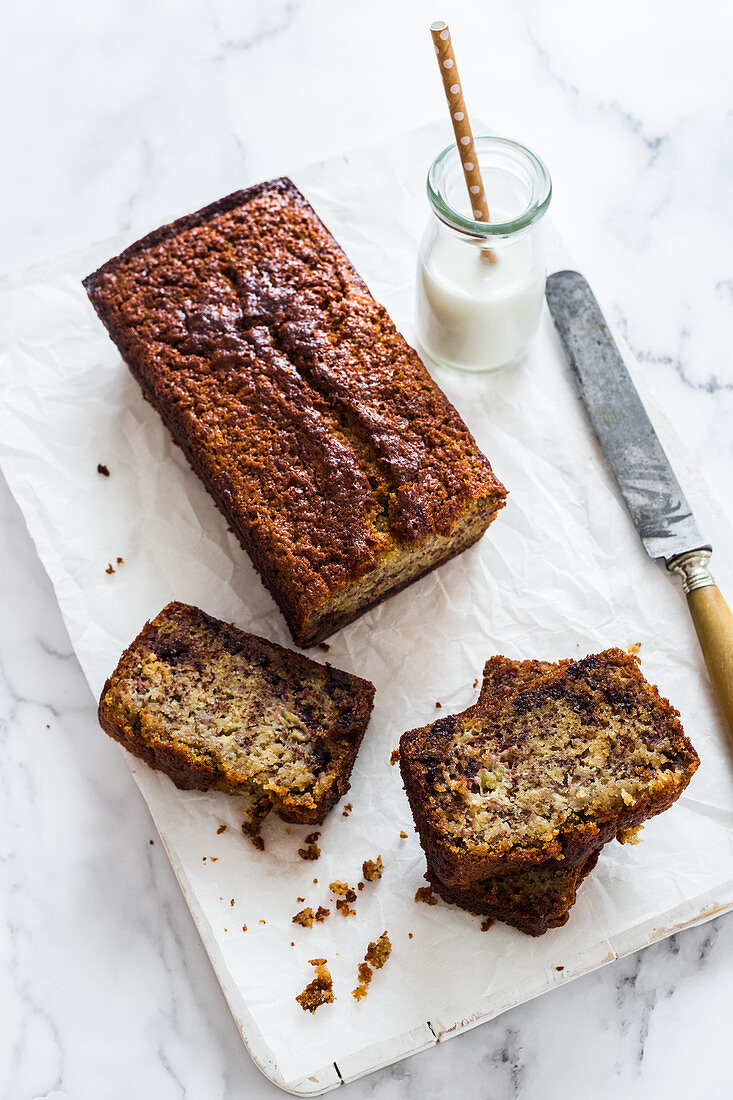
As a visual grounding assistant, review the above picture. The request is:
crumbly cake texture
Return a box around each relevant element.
[400,649,699,889]
[98,601,375,825]
[83,178,507,647]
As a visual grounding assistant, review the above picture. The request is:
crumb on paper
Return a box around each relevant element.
[313,878,318,884]
[627,642,641,655]
[290,941,294,946]
[357,882,364,891]
[390,749,399,766]
[315,906,330,922]
[399,830,408,839]
[97,463,110,477]
[210,856,218,862]
[408,932,413,939]
[362,856,383,882]
[317,642,330,652]
[149,839,154,845]
[352,932,392,1002]
[116,556,124,564]
[414,886,438,906]
[298,831,321,861]
[216,824,226,835]
[242,796,271,851]
[480,918,495,932]
[618,824,644,845]
[105,563,115,574]
[296,959,335,1014]
[330,881,357,917]
[230,899,235,907]
[293,907,315,929]
[473,678,479,689]
[556,965,564,971]
[342,802,353,818]
[259,919,266,925]
[242,924,247,932]
[45,724,50,729]
[296,896,305,904]
[435,701,442,709]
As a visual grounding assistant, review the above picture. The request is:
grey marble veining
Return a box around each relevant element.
[2,1,733,1097]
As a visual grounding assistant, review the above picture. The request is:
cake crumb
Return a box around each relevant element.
[399,830,408,839]
[390,749,399,765]
[352,932,392,1001]
[315,906,330,922]
[480,918,495,932]
[556,965,564,971]
[216,824,227,835]
[362,856,383,882]
[313,878,318,884]
[116,556,124,565]
[297,959,335,1013]
[317,642,330,652]
[342,802,353,818]
[627,642,641,655]
[357,882,364,891]
[330,881,357,917]
[414,886,438,906]
[298,832,321,861]
[293,907,315,929]
[296,896,305,903]
[259,919,266,925]
[242,924,248,932]
[105,563,115,574]
[149,839,154,845]
[473,678,479,689]
[97,463,110,477]
[618,824,644,845]
[435,701,442,709]
[230,899,235,907]
[210,856,218,862]
[408,932,413,939]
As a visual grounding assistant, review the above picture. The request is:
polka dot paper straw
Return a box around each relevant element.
[430,20,497,262]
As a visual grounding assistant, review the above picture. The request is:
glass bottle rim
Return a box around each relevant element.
[426,136,552,239]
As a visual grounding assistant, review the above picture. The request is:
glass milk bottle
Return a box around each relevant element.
[416,137,552,373]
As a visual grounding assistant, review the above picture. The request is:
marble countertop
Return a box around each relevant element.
[2,1,732,1097]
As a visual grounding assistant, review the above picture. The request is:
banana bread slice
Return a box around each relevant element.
[425,847,601,936]
[99,602,375,825]
[83,179,507,647]
[400,649,699,887]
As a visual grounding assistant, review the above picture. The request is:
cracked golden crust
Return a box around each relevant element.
[98,601,374,825]
[84,178,507,646]
[400,649,699,887]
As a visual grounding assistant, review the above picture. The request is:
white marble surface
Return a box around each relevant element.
[2,1,732,1097]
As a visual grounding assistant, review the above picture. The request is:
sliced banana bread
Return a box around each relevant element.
[400,649,699,888]
[99,601,375,825]
[425,847,601,936]
[84,179,507,647]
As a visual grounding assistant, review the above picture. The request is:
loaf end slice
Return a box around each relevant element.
[400,649,699,887]
[425,847,601,936]
[99,602,375,824]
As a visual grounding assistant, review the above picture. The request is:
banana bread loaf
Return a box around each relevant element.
[400,649,699,888]
[99,601,375,825]
[84,179,507,646]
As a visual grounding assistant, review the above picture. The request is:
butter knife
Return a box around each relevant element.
[546,270,733,741]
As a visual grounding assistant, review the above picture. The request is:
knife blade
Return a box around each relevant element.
[546,269,733,741]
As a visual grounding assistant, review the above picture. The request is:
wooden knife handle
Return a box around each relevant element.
[670,550,733,743]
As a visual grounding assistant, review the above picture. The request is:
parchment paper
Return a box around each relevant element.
[2,122,733,1093]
